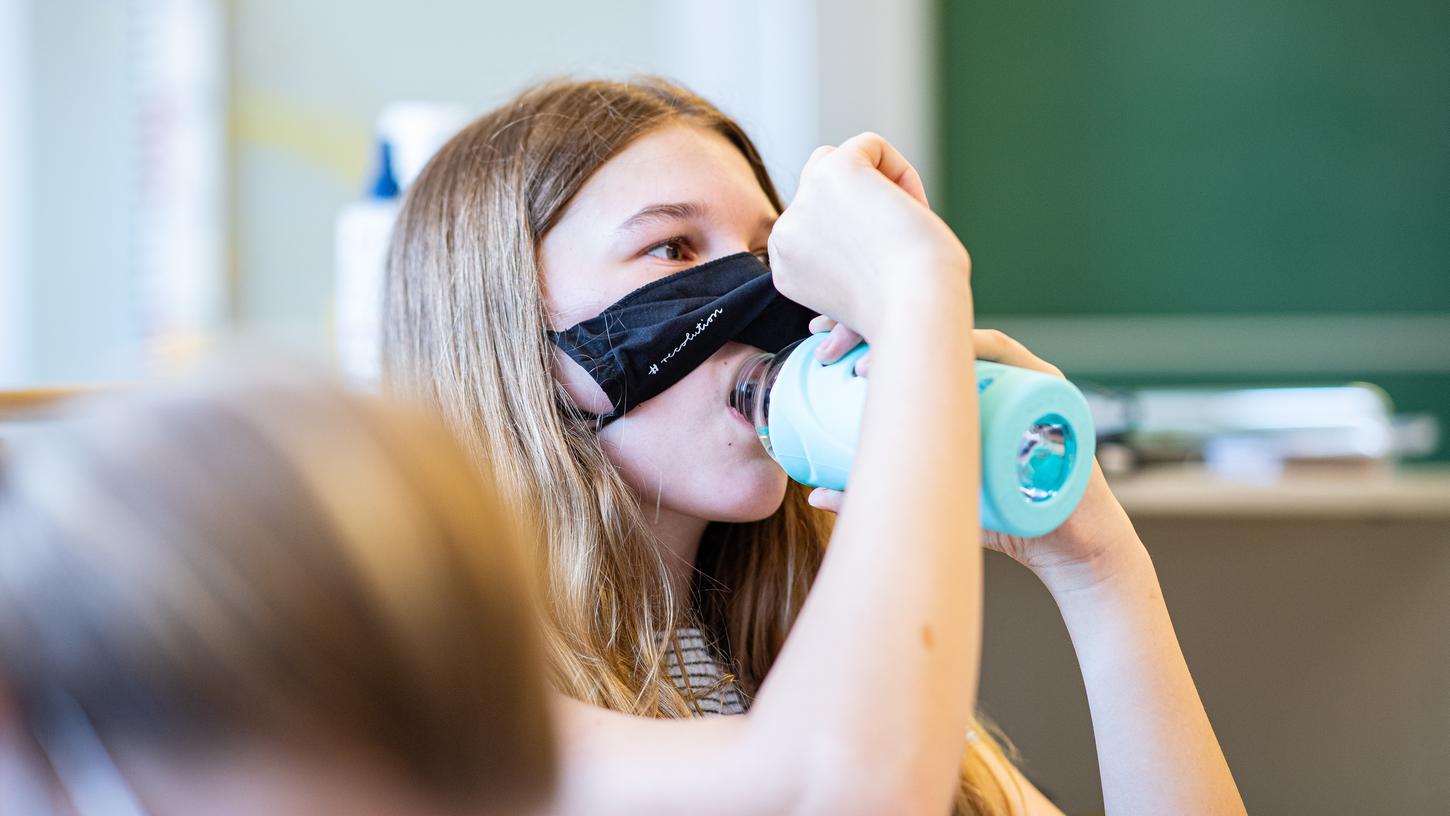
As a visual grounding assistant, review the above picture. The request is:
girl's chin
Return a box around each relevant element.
[716,469,791,522]
[666,466,787,524]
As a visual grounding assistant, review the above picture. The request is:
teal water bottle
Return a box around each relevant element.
[729,332,1095,537]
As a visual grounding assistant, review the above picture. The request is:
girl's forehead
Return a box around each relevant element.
[559,125,774,232]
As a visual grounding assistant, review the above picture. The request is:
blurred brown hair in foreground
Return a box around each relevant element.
[0,358,555,816]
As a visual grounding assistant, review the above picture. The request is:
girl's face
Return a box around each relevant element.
[540,124,789,524]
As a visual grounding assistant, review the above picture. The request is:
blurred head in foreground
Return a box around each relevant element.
[0,365,555,816]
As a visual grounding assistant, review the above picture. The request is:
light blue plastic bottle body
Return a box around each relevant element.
[764,332,1095,537]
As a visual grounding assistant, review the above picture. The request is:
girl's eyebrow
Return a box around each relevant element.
[616,201,708,234]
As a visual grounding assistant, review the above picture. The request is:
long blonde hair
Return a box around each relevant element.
[0,365,554,811]
[383,76,1019,814]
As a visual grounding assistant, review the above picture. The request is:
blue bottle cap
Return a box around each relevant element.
[368,139,400,200]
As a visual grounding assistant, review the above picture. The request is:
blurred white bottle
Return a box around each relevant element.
[334,103,468,389]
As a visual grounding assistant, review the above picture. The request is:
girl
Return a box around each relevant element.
[384,77,1244,815]
[0,367,555,816]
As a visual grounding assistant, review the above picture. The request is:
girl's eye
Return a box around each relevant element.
[645,238,690,261]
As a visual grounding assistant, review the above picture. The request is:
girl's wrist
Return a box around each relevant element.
[1032,534,1155,602]
[875,254,973,341]
[1022,462,1150,599]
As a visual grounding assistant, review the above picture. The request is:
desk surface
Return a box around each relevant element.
[0,386,103,418]
[1108,462,1450,520]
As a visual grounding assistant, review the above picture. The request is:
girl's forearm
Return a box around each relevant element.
[1044,541,1246,815]
[749,264,981,810]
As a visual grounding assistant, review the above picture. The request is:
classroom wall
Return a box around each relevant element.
[20,1,144,385]
[9,0,936,383]
[226,0,658,353]
[937,0,1450,461]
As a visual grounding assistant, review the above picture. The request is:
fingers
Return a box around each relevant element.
[807,314,870,373]
[811,322,1060,380]
[806,487,846,513]
[972,328,1065,378]
[814,322,864,364]
[808,314,836,334]
[801,133,929,207]
[834,132,929,207]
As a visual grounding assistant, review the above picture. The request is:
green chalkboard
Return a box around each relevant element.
[936,0,1450,316]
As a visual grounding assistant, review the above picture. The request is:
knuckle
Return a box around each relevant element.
[767,224,791,253]
[803,145,836,177]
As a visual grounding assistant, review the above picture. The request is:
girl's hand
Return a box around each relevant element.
[805,322,1142,593]
[769,133,971,343]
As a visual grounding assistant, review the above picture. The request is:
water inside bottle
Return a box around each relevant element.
[1018,413,1075,502]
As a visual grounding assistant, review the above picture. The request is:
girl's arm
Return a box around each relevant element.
[549,134,985,816]
[751,268,981,813]
[965,324,1243,814]
[1033,466,1245,815]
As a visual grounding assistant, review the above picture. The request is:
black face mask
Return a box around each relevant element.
[547,251,815,428]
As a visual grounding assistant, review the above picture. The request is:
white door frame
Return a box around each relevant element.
[0,0,31,386]
[656,0,936,201]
